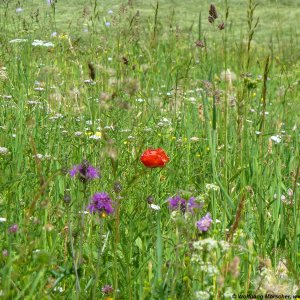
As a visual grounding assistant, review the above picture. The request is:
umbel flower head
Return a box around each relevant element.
[196,213,213,232]
[87,192,114,217]
[69,160,100,183]
[140,148,170,168]
[168,195,202,213]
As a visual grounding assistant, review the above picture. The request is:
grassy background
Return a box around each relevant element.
[1,0,300,299]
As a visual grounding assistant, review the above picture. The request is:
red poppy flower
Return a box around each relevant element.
[140,148,170,168]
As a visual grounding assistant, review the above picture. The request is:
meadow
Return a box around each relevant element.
[1,0,300,299]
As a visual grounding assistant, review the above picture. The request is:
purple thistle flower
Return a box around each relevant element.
[2,249,8,257]
[8,224,18,234]
[187,197,203,212]
[69,160,100,183]
[169,195,186,212]
[168,195,202,213]
[101,284,114,294]
[87,192,114,215]
[196,213,212,232]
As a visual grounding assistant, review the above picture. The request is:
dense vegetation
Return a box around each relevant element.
[1,0,300,299]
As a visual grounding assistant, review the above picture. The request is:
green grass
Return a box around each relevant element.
[1,0,300,299]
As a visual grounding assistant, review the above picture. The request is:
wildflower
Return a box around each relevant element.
[187,197,203,212]
[102,284,114,294]
[195,291,210,300]
[32,40,54,47]
[140,148,170,168]
[150,204,161,211]
[8,224,18,234]
[270,135,281,144]
[69,160,100,182]
[168,196,202,213]
[0,217,7,222]
[2,249,8,257]
[16,7,23,13]
[105,21,111,27]
[169,195,186,211]
[0,147,9,155]
[89,132,102,140]
[87,193,114,215]
[196,213,212,232]
[205,183,220,191]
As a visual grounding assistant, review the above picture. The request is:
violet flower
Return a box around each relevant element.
[69,160,100,183]
[87,192,114,216]
[196,213,213,232]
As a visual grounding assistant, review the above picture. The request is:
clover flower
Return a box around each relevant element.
[102,284,113,294]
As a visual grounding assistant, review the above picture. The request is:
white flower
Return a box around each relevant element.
[89,134,101,140]
[255,131,261,135]
[205,183,220,191]
[0,217,7,222]
[53,286,63,293]
[74,131,83,136]
[32,40,54,47]
[270,135,281,144]
[0,147,9,155]
[149,204,161,211]
[219,240,230,252]
[157,117,172,127]
[9,38,27,43]
[104,125,114,131]
[195,291,210,300]
[84,79,96,85]
[16,7,23,13]
[223,287,234,298]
